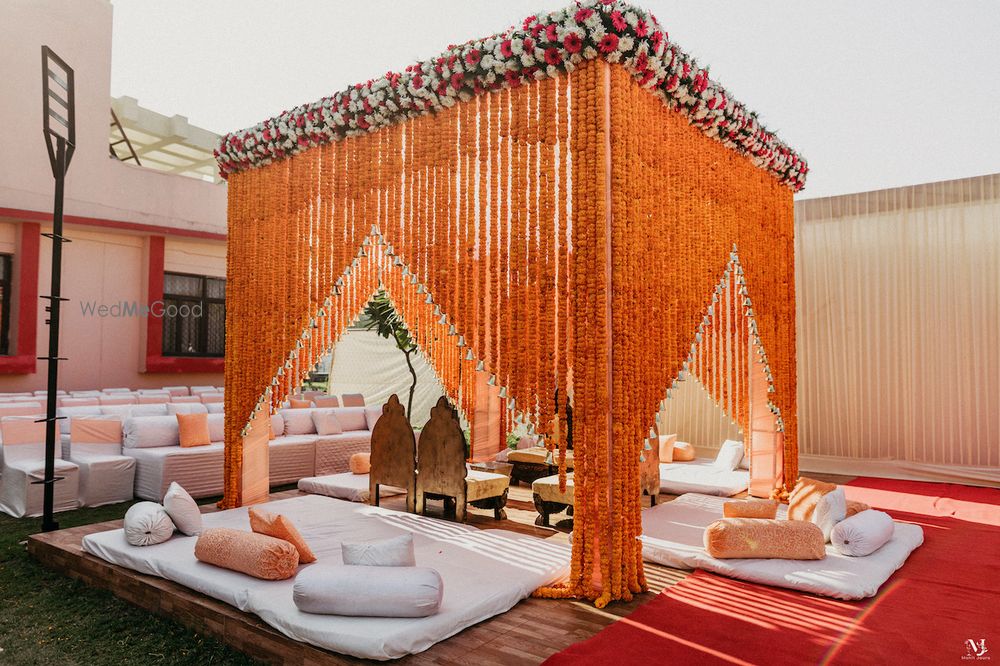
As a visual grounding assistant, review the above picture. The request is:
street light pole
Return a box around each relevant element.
[38,46,75,532]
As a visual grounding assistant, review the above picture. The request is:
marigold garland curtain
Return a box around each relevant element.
[222,61,796,604]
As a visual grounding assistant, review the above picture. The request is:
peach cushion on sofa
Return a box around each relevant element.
[249,507,316,563]
[658,434,678,463]
[289,398,312,409]
[845,499,871,518]
[723,498,778,519]
[788,477,838,521]
[672,441,696,461]
[171,396,201,404]
[349,452,371,475]
[313,395,339,408]
[194,528,299,580]
[704,518,826,560]
[176,413,211,448]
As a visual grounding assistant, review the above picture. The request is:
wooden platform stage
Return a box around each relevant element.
[28,475,853,665]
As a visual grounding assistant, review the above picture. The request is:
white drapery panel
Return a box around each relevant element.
[795,174,1000,485]
[327,330,446,427]
[659,375,742,453]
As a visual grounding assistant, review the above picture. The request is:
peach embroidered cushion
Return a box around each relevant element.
[845,499,870,518]
[723,498,778,519]
[672,441,696,461]
[349,452,371,475]
[249,507,316,563]
[658,433,678,463]
[788,477,838,521]
[194,528,299,580]
[705,518,825,560]
[176,413,211,448]
[288,398,312,409]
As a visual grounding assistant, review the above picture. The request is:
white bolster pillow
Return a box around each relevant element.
[123,501,175,546]
[293,565,443,617]
[831,509,895,557]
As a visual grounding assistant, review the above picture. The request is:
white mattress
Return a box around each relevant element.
[82,494,569,660]
[297,472,404,503]
[640,493,924,600]
[659,458,749,497]
[127,443,225,501]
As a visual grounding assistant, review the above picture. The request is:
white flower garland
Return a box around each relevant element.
[215,0,808,191]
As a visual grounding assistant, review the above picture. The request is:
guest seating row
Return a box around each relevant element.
[0,402,375,516]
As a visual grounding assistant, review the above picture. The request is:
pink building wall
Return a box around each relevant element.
[0,0,227,392]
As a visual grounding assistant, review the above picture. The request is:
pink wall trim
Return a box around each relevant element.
[0,207,226,241]
[0,222,39,374]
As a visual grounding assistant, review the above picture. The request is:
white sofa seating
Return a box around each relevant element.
[68,416,136,507]
[0,417,80,517]
[277,406,373,477]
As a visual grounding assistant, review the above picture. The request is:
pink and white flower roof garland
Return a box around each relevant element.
[214,0,808,191]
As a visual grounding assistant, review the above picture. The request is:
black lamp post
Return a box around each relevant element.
[38,46,75,532]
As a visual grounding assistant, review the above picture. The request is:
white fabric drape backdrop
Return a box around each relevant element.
[795,174,1000,485]
[326,330,446,427]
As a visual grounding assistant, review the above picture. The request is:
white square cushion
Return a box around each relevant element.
[365,406,383,431]
[101,404,169,418]
[163,482,202,536]
[714,440,745,471]
[205,402,225,414]
[270,414,285,439]
[312,409,343,436]
[335,407,369,432]
[167,402,209,415]
[813,486,847,542]
[123,415,180,449]
[207,413,225,443]
[280,408,317,436]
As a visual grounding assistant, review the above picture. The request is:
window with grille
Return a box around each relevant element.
[0,254,11,356]
[161,272,225,357]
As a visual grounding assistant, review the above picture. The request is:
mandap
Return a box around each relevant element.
[215,0,806,606]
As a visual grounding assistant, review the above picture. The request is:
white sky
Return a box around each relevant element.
[109,0,1000,199]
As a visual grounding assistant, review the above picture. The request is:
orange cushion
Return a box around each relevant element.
[704,518,825,560]
[658,433,677,463]
[194,528,299,580]
[723,498,779,519]
[673,441,696,461]
[845,499,870,518]
[249,507,316,563]
[288,398,311,409]
[788,477,838,521]
[176,413,211,448]
[349,452,371,475]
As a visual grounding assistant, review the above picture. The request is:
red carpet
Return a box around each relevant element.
[545,478,1000,665]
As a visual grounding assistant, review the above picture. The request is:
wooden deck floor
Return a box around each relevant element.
[28,474,854,665]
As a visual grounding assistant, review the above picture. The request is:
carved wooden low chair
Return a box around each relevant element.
[414,397,469,521]
[368,394,417,513]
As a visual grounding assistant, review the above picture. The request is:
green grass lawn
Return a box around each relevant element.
[0,498,258,666]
